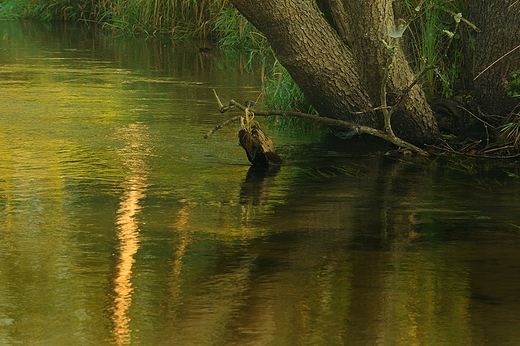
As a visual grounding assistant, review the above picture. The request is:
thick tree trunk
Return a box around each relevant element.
[229,0,439,146]
[464,1,520,115]
[229,0,374,121]
[335,0,438,144]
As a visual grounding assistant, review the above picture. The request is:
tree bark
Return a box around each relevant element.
[229,0,439,146]
[336,0,438,144]
[464,1,520,115]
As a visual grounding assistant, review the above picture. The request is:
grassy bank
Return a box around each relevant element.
[0,0,229,39]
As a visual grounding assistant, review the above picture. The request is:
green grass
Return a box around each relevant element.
[212,5,268,51]
[0,0,228,38]
[401,0,463,97]
[263,60,315,114]
[503,69,520,98]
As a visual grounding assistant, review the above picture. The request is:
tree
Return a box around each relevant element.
[227,0,519,148]
[463,1,520,116]
[228,0,439,146]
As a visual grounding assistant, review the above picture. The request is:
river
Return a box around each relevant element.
[1,20,520,346]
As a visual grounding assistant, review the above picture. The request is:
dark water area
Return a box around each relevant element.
[1,20,520,345]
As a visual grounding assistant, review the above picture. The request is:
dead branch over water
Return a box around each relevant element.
[205,90,428,157]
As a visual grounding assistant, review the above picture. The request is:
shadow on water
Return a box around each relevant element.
[1,20,520,346]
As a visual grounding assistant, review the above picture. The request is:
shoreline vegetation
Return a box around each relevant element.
[0,0,229,39]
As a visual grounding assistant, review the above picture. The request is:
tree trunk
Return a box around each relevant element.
[464,1,520,115]
[333,0,438,144]
[229,0,439,145]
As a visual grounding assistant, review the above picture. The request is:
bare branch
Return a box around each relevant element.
[203,116,241,139]
[442,9,481,32]
[474,43,520,81]
[205,93,428,156]
[213,88,224,108]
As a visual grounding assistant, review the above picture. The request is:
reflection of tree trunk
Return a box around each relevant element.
[240,155,473,343]
[161,199,196,325]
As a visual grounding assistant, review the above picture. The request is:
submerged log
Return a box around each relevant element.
[238,125,282,166]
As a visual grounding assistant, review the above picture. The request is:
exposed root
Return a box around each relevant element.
[428,98,520,158]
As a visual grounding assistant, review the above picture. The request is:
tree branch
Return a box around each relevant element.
[203,115,242,139]
[205,95,428,156]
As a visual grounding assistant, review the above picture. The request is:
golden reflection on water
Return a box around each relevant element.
[171,199,197,277]
[165,199,197,322]
[111,123,149,345]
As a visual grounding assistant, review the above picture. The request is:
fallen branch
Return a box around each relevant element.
[203,115,241,139]
[205,95,428,156]
[474,43,520,81]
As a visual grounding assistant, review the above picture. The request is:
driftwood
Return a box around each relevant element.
[238,125,282,165]
[237,102,282,166]
[205,91,282,165]
[204,94,428,157]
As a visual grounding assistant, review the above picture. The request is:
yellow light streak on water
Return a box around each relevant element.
[111,123,150,345]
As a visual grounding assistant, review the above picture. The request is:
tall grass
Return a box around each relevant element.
[401,0,463,97]
[0,0,228,38]
[263,60,315,114]
[211,5,268,51]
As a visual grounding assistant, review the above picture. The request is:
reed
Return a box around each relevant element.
[401,0,463,97]
[0,0,228,38]
[212,5,267,51]
[263,60,315,114]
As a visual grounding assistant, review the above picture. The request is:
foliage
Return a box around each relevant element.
[498,115,520,150]
[211,6,267,51]
[400,0,464,97]
[263,60,315,114]
[0,0,228,38]
[261,60,328,137]
[497,71,520,150]
[503,69,520,98]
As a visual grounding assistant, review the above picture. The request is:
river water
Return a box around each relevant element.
[1,20,520,346]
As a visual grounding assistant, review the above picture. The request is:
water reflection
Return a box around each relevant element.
[166,198,196,317]
[1,20,520,346]
[111,123,150,345]
[240,165,281,221]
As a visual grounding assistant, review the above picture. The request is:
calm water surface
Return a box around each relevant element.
[1,20,520,346]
